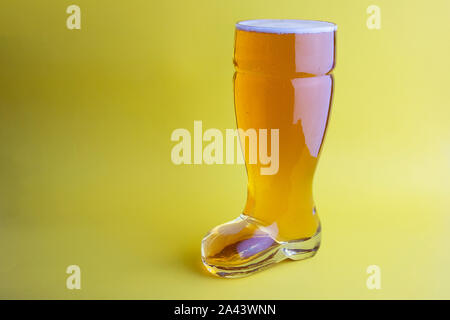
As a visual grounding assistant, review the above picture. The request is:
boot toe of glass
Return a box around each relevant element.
[201,216,283,278]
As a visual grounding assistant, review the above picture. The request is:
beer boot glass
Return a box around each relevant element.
[201,20,336,278]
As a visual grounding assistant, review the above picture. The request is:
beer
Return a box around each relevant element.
[202,20,336,278]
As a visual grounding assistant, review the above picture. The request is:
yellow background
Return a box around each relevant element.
[0,0,449,299]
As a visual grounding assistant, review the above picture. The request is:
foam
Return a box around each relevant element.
[236,19,337,34]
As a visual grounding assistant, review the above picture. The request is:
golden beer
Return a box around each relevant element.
[202,20,336,278]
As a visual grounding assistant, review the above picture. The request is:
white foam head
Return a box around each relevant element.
[236,19,337,34]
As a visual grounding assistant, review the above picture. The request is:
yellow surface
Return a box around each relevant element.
[0,0,449,299]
